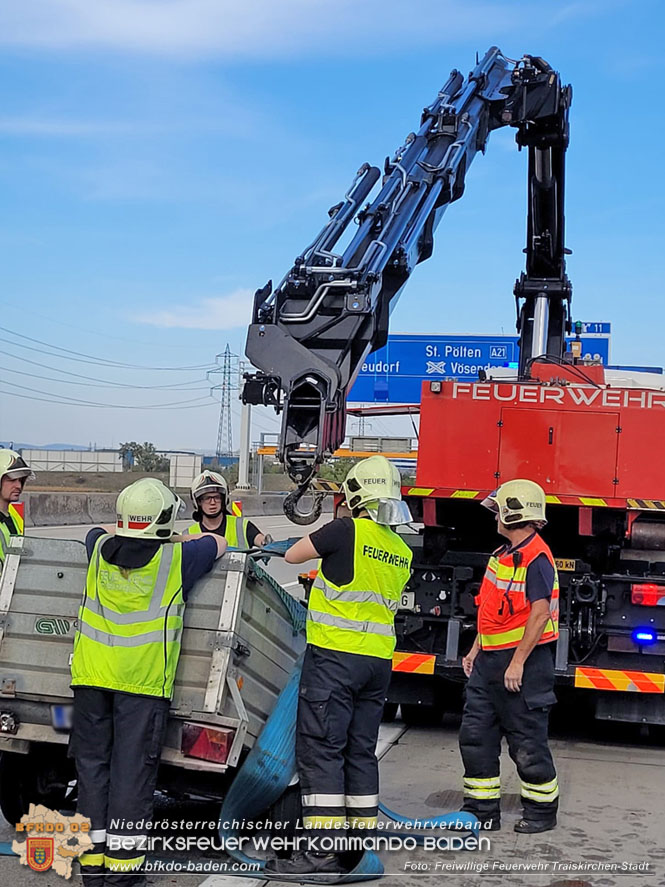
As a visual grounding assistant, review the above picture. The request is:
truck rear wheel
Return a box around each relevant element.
[381,702,398,723]
[0,747,75,824]
[400,702,444,727]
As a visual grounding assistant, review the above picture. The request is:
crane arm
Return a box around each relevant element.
[243,47,571,506]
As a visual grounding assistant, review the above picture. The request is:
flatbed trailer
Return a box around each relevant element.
[0,535,305,822]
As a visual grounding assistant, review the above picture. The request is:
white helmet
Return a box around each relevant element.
[190,470,229,520]
[482,479,547,527]
[116,478,183,540]
[0,449,35,484]
[342,455,411,526]
[190,471,229,505]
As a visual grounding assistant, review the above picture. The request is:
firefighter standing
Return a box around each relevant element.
[266,456,413,876]
[187,470,269,548]
[459,479,559,834]
[0,449,33,562]
[70,478,226,887]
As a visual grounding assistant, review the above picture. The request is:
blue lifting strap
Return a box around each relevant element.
[218,654,478,882]
[218,655,385,882]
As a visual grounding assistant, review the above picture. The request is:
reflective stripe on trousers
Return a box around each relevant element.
[301,791,380,830]
[80,852,105,868]
[463,776,501,800]
[104,854,146,872]
[520,776,559,803]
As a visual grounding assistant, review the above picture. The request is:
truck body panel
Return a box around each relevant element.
[389,369,665,725]
[417,366,665,502]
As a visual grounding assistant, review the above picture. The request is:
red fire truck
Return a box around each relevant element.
[243,48,665,726]
[388,362,665,725]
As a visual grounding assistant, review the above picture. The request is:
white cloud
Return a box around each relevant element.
[0,0,532,57]
[134,288,254,329]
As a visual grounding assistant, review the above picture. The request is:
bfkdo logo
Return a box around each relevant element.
[27,837,53,872]
[13,804,92,879]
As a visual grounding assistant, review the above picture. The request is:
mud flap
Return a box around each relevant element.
[595,692,665,725]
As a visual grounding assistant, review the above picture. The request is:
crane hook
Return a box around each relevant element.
[283,481,325,525]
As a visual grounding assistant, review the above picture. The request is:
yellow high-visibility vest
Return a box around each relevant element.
[307,519,412,659]
[71,535,185,698]
[0,503,24,563]
[186,516,249,547]
[0,523,9,564]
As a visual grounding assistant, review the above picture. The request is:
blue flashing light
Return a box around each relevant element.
[632,628,657,645]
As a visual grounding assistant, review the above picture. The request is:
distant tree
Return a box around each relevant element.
[318,458,359,482]
[119,441,169,472]
[221,462,239,487]
[319,457,410,485]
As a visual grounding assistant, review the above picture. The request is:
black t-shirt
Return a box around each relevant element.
[193,514,261,548]
[501,533,555,604]
[309,517,363,586]
[0,512,18,536]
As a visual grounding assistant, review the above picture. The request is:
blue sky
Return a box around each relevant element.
[0,0,663,450]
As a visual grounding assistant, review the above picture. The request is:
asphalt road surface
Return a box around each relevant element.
[1,518,664,886]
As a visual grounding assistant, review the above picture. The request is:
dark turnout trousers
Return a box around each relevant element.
[459,645,559,824]
[296,644,391,845]
[71,687,169,887]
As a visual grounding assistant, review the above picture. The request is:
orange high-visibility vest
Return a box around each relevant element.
[476,533,559,651]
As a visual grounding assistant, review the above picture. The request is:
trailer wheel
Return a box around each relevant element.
[0,747,74,824]
[381,702,398,723]
[400,702,444,727]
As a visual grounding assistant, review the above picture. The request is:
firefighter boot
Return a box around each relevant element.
[265,851,347,876]
[514,816,557,834]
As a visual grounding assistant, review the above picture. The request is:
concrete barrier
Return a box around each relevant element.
[87,493,118,526]
[21,489,331,527]
[230,490,333,518]
[22,492,116,527]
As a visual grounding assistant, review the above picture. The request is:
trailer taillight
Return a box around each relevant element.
[631,583,665,607]
[181,723,235,764]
